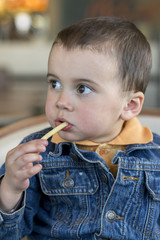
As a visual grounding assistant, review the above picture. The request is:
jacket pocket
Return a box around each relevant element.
[131,170,160,239]
[39,165,100,234]
[39,165,98,196]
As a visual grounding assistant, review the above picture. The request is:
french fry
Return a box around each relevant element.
[41,122,68,140]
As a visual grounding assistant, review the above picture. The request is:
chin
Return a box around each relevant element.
[60,133,84,142]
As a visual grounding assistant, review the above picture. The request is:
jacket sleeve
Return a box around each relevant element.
[0,136,42,239]
[0,163,42,239]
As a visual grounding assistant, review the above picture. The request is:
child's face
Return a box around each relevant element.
[46,45,128,143]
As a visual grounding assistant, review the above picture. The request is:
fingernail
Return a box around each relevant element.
[41,139,48,145]
[41,145,46,152]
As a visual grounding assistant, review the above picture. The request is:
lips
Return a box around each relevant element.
[55,118,72,131]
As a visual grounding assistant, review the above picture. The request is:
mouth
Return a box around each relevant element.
[55,118,72,131]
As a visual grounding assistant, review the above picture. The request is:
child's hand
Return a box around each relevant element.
[0,139,48,212]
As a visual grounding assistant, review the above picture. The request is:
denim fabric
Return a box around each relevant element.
[0,127,160,240]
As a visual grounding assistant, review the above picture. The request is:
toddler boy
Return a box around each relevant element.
[0,16,160,240]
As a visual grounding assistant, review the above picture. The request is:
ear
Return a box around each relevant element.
[120,92,144,121]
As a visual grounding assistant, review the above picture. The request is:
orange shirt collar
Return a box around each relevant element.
[51,117,153,146]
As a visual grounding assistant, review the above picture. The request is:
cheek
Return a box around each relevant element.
[76,99,122,133]
[76,104,102,130]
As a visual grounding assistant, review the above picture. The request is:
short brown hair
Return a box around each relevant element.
[53,16,152,93]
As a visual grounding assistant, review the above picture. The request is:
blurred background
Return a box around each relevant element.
[0,0,160,127]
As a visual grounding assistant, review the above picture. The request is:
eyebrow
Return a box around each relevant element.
[47,73,58,78]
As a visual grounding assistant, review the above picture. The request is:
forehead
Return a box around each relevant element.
[49,45,119,80]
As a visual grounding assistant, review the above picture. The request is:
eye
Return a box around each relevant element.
[49,79,62,89]
[77,84,92,95]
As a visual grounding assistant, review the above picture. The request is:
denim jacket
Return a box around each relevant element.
[0,127,160,240]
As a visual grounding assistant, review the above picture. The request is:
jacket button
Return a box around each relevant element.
[62,178,74,189]
[105,210,116,222]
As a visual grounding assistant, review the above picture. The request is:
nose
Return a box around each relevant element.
[56,91,74,111]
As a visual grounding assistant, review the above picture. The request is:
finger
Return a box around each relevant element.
[15,153,42,170]
[20,163,42,180]
[9,163,43,192]
[7,139,48,162]
[6,152,42,172]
